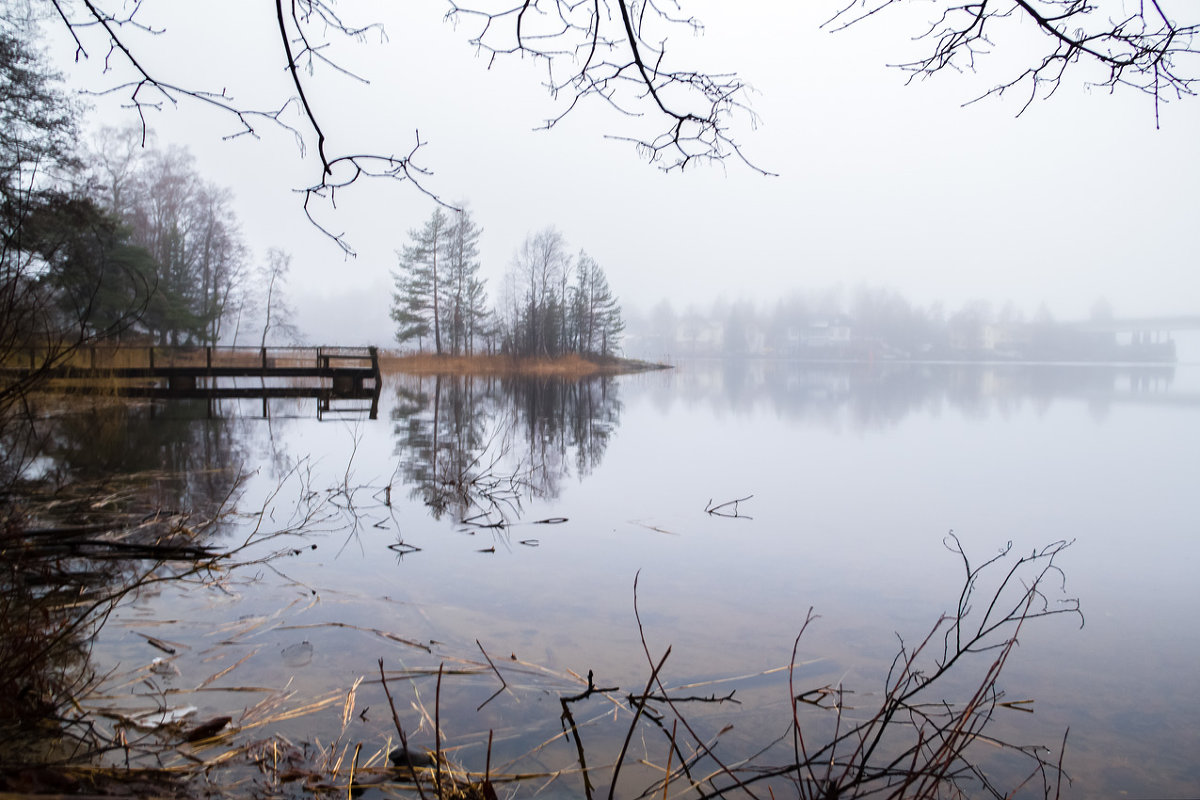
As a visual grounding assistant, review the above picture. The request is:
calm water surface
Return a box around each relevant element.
[81,361,1199,798]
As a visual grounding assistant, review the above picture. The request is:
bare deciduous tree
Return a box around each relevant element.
[259,247,299,347]
[103,143,246,346]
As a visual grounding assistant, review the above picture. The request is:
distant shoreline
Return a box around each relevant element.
[379,352,671,377]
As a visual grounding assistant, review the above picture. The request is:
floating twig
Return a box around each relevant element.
[705,495,754,519]
[138,634,179,655]
[387,540,421,555]
[476,640,511,711]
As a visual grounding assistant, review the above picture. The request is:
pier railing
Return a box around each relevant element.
[1,345,383,419]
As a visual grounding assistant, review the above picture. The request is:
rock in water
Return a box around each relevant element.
[388,747,435,768]
[184,716,232,742]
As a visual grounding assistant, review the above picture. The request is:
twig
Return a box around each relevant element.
[633,572,758,798]
[476,640,509,710]
[377,658,428,800]
[662,719,677,800]
[609,645,672,800]
[705,495,753,519]
[435,663,444,793]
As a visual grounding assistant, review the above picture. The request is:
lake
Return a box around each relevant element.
[60,360,1199,798]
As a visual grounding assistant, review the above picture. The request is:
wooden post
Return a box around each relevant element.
[149,347,154,369]
[368,346,381,420]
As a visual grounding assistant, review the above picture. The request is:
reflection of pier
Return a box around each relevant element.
[1064,315,1200,335]
[1115,394,1200,408]
[6,346,383,419]
[1063,314,1200,360]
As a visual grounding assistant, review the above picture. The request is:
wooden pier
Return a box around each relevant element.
[4,345,383,419]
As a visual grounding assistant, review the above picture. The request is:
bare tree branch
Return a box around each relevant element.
[827,0,1199,123]
[446,0,773,174]
[43,1,439,255]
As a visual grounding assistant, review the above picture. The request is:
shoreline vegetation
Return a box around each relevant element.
[0,493,1080,799]
[379,352,671,377]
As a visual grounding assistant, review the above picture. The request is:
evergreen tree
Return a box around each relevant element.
[0,26,77,205]
[87,140,247,346]
[443,207,488,356]
[572,251,623,356]
[391,208,449,353]
[390,268,432,349]
[23,193,155,340]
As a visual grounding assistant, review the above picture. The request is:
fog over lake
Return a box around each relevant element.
[67,360,1200,799]
[9,3,1200,796]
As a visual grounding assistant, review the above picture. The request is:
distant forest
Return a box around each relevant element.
[625,289,1177,363]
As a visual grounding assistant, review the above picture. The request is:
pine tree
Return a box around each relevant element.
[443,207,487,356]
[573,251,623,356]
[391,208,449,353]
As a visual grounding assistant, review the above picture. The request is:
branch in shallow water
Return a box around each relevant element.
[705,494,753,518]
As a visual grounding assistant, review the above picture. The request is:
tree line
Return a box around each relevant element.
[63,128,296,350]
[391,211,624,359]
[2,19,298,419]
[627,287,1148,362]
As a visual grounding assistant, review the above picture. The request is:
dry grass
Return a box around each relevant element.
[7,347,667,379]
[0,500,1079,800]
[380,352,668,377]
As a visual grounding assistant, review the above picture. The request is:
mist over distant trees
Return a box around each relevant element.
[85,133,247,346]
[83,128,300,349]
[626,288,1175,363]
[251,247,300,348]
[392,215,625,359]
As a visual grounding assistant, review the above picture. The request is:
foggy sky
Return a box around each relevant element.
[41,2,1200,346]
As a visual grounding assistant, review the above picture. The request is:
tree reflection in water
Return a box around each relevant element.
[30,399,248,517]
[1,397,260,773]
[391,373,621,521]
[654,361,1178,429]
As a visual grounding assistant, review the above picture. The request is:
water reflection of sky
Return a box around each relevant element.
[86,362,1199,798]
